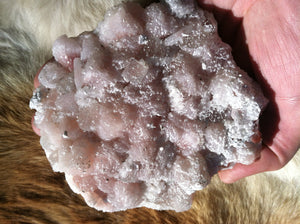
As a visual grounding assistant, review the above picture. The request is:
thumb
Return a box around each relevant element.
[218,146,282,183]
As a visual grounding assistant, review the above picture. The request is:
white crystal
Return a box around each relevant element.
[30,0,268,212]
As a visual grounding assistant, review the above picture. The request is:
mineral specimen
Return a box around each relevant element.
[30,0,268,212]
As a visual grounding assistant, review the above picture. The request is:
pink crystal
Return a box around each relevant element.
[30,0,268,212]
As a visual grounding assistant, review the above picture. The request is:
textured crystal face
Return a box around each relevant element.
[30,0,268,212]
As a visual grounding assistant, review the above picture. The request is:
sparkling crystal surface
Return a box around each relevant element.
[30,1,268,212]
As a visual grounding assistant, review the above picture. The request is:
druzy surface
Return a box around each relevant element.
[30,0,268,212]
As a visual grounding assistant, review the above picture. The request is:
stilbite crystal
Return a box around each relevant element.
[30,0,268,212]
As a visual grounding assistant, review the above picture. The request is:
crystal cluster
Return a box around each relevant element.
[30,0,268,212]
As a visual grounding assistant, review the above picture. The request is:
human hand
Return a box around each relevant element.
[198,0,300,183]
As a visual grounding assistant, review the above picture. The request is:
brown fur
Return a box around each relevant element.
[0,1,300,223]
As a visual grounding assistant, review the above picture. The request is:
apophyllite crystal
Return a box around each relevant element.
[30,0,268,212]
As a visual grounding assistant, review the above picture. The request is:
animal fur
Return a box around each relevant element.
[0,0,300,223]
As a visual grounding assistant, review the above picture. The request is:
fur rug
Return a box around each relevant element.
[0,1,299,223]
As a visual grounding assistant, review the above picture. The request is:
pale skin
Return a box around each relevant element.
[32,0,300,184]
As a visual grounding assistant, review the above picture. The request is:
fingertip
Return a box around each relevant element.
[34,73,40,88]
[31,115,41,136]
[218,163,247,183]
